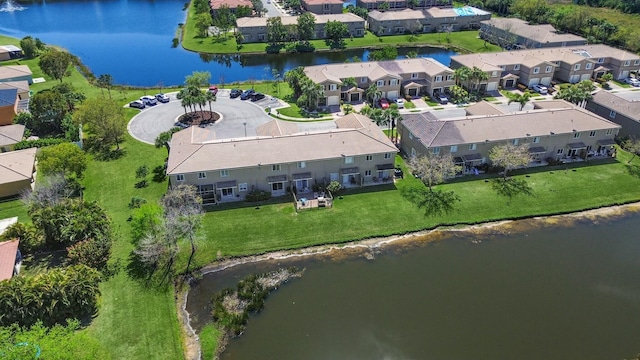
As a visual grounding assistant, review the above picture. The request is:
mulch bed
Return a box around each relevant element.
[178,111,220,126]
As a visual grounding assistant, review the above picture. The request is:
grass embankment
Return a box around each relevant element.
[181,3,501,55]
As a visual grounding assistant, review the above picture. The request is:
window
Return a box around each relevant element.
[500,65,506,71]
[589,131,596,137]
[239,183,248,191]
[329,84,337,91]
[533,136,540,143]
[432,147,440,154]
[377,80,384,87]
[446,75,453,81]
[545,66,552,73]
[221,188,233,197]
[411,73,418,79]
[364,170,372,176]
[411,148,416,157]
[176,174,185,182]
[220,169,229,177]
[297,161,306,169]
[435,76,442,82]
[557,148,564,155]
[469,143,476,150]
[573,132,580,138]
[409,132,414,140]
[624,60,631,66]
[272,183,284,191]
[597,57,604,63]
[606,129,613,135]
[514,64,520,70]
[586,63,593,70]
[272,164,281,171]
[573,64,580,71]
[366,155,373,161]
[360,77,368,83]
[635,60,640,66]
[450,145,457,153]
[491,71,497,77]
[533,67,540,74]
[610,110,616,118]
[384,153,392,159]
[390,79,398,86]
[345,156,354,164]
[512,139,519,145]
[198,172,206,179]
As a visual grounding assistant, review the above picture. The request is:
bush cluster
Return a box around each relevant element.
[245,189,271,202]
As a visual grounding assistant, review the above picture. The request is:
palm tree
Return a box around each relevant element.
[365,84,382,105]
[470,66,489,93]
[176,89,190,115]
[454,66,472,90]
[507,91,532,111]
[205,91,216,120]
[383,107,402,142]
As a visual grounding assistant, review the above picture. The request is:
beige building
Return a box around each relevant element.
[0,124,26,152]
[304,57,455,105]
[209,0,253,16]
[0,45,23,62]
[368,6,490,35]
[356,0,452,11]
[167,115,397,202]
[398,100,620,172]
[0,147,36,199]
[301,0,343,14]
[0,65,33,84]
[236,13,365,43]
[450,44,640,90]
[480,18,587,49]
[586,91,640,139]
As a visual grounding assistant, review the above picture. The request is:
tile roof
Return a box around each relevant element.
[256,119,299,137]
[0,240,19,281]
[590,91,640,121]
[464,101,505,116]
[236,13,364,27]
[0,124,25,147]
[481,18,586,45]
[0,88,18,107]
[0,147,37,185]
[368,9,430,21]
[167,115,397,174]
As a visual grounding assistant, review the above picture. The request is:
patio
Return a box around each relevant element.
[294,191,333,211]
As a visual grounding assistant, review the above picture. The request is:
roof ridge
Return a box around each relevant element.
[167,143,204,174]
[0,162,30,179]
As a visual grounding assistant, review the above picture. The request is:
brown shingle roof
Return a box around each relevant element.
[464,101,505,116]
[0,147,36,185]
[256,119,299,137]
[590,91,640,121]
[0,239,19,281]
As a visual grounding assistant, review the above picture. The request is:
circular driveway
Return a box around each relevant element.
[128,90,277,144]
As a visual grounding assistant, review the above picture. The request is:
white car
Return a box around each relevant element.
[624,77,640,87]
[155,93,170,103]
[394,98,405,108]
[140,95,157,106]
[531,84,548,94]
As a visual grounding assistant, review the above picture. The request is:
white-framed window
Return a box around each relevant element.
[239,183,248,191]
[446,75,453,81]
[624,60,631,66]
[364,170,372,176]
[220,169,229,177]
[574,64,581,71]
[272,164,281,171]
[360,77,367,83]
[411,73,418,79]
[589,131,596,137]
[533,67,540,74]
[435,76,442,82]
[411,148,416,157]
[514,64,520,70]
[533,136,540,143]
[176,174,185,182]
[409,132,414,140]
[512,139,519,145]
[297,161,306,169]
[500,65,506,71]
[586,63,593,70]
[432,147,440,154]
[376,80,384,87]
[469,143,476,150]
[545,66,552,73]
[330,84,337,91]
[390,79,398,86]
[450,145,457,153]
[606,129,613,135]
[597,57,605,63]
[610,110,616,118]
[557,148,564,154]
[491,71,497,77]
[366,155,373,161]
[198,172,206,179]
[635,60,640,66]
[384,153,392,159]
[345,156,354,164]
[573,132,580,138]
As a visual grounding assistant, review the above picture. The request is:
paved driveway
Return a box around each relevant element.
[128,90,275,144]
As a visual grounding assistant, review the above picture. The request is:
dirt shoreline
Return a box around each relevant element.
[183,201,640,359]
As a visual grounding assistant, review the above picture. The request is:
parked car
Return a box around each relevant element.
[435,93,448,104]
[394,98,405,108]
[230,89,243,98]
[624,77,640,87]
[140,95,157,106]
[208,86,218,95]
[155,93,170,103]
[240,89,255,100]
[129,100,145,109]
[531,84,548,94]
[379,98,390,109]
[251,92,266,102]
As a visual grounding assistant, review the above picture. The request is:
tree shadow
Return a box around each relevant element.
[401,187,460,218]
[625,164,640,178]
[152,165,167,182]
[491,177,534,200]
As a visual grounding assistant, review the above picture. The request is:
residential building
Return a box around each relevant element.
[303,57,455,105]
[398,101,620,171]
[0,240,22,281]
[450,44,640,90]
[0,81,30,113]
[209,0,253,15]
[0,45,24,61]
[0,65,33,84]
[0,88,18,126]
[0,124,26,152]
[586,91,640,138]
[0,147,36,198]
[301,0,343,14]
[368,6,490,35]
[166,114,398,202]
[480,18,587,49]
[236,13,365,43]
[356,0,452,11]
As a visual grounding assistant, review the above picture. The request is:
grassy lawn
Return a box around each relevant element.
[403,101,417,109]
[425,99,439,106]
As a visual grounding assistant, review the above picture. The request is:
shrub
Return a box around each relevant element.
[128,196,147,209]
[0,222,45,254]
[66,236,112,270]
[14,138,68,150]
[326,180,341,194]
[311,183,322,192]
[245,189,271,202]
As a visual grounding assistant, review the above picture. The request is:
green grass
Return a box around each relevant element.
[425,99,439,106]
[403,101,416,109]
[199,323,221,360]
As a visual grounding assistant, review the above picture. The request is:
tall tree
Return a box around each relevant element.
[19,36,39,59]
[284,66,306,98]
[267,17,287,46]
[324,20,348,48]
[506,90,533,111]
[28,90,69,136]
[194,12,213,37]
[39,49,73,83]
[489,143,530,179]
[365,83,382,105]
[297,12,316,42]
[37,143,88,179]
[404,153,461,217]
[96,74,113,99]
[622,136,640,163]
[74,98,127,150]
[368,45,398,61]
[554,80,594,106]
[185,71,211,88]
[212,5,236,40]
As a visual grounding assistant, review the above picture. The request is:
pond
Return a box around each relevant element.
[0,0,457,86]
[187,212,640,360]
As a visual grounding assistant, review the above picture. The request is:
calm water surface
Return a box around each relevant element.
[188,215,640,360]
[0,0,456,86]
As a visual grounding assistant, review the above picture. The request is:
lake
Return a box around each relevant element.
[0,0,457,86]
[187,212,640,360]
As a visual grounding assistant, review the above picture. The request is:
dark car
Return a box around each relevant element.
[251,93,265,102]
[230,89,242,98]
[240,89,255,100]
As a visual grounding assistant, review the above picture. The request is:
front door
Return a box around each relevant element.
[296,179,308,192]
